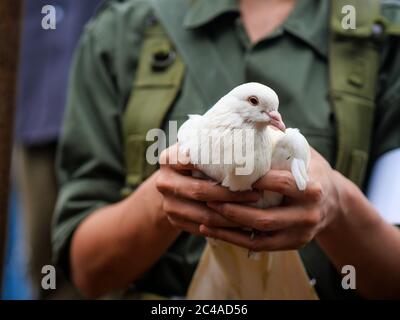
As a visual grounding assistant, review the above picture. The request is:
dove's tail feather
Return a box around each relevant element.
[291,158,308,191]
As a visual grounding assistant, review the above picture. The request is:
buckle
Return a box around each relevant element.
[151,49,176,71]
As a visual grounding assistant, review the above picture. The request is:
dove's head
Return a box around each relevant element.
[226,82,285,131]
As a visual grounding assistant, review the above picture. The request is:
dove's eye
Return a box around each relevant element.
[247,96,259,106]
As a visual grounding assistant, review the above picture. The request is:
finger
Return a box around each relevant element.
[159,144,195,171]
[253,170,322,202]
[199,225,312,251]
[167,216,202,236]
[157,168,260,202]
[207,201,320,232]
[164,195,240,228]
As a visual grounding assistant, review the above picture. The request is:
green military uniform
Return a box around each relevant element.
[52,0,400,299]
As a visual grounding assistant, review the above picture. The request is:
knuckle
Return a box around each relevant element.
[220,204,233,217]
[306,183,323,202]
[201,213,214,226]
[276,172,293,194]
[256,217,275,232]
[155,171,172,193]
[303,210,320,227]
[190,181,206,200]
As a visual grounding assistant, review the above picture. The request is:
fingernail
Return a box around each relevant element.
[199,224,210,235]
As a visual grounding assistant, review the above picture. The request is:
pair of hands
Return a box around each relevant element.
[155,144,345,251]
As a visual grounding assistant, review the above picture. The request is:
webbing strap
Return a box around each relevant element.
[150,0,238,108]
[122,23,185,192]
[330,0,382,187]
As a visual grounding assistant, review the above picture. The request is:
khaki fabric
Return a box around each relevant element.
[188,243,317,300]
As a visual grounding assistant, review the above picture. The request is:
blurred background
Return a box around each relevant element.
[1,0,104,300]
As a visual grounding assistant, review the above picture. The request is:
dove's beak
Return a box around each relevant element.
[268,110,286,132]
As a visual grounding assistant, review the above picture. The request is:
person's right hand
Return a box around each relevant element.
[155,144,260,235]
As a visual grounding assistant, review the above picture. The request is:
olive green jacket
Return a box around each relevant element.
[52,0,400,299]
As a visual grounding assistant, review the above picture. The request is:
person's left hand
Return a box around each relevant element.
[199,148,346,251]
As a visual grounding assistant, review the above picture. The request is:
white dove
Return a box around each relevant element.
[178,82,285,192]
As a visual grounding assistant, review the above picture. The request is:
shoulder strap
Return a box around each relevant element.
[330,0,392,188]
[122,22,185,194]
[150,0,239,108]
